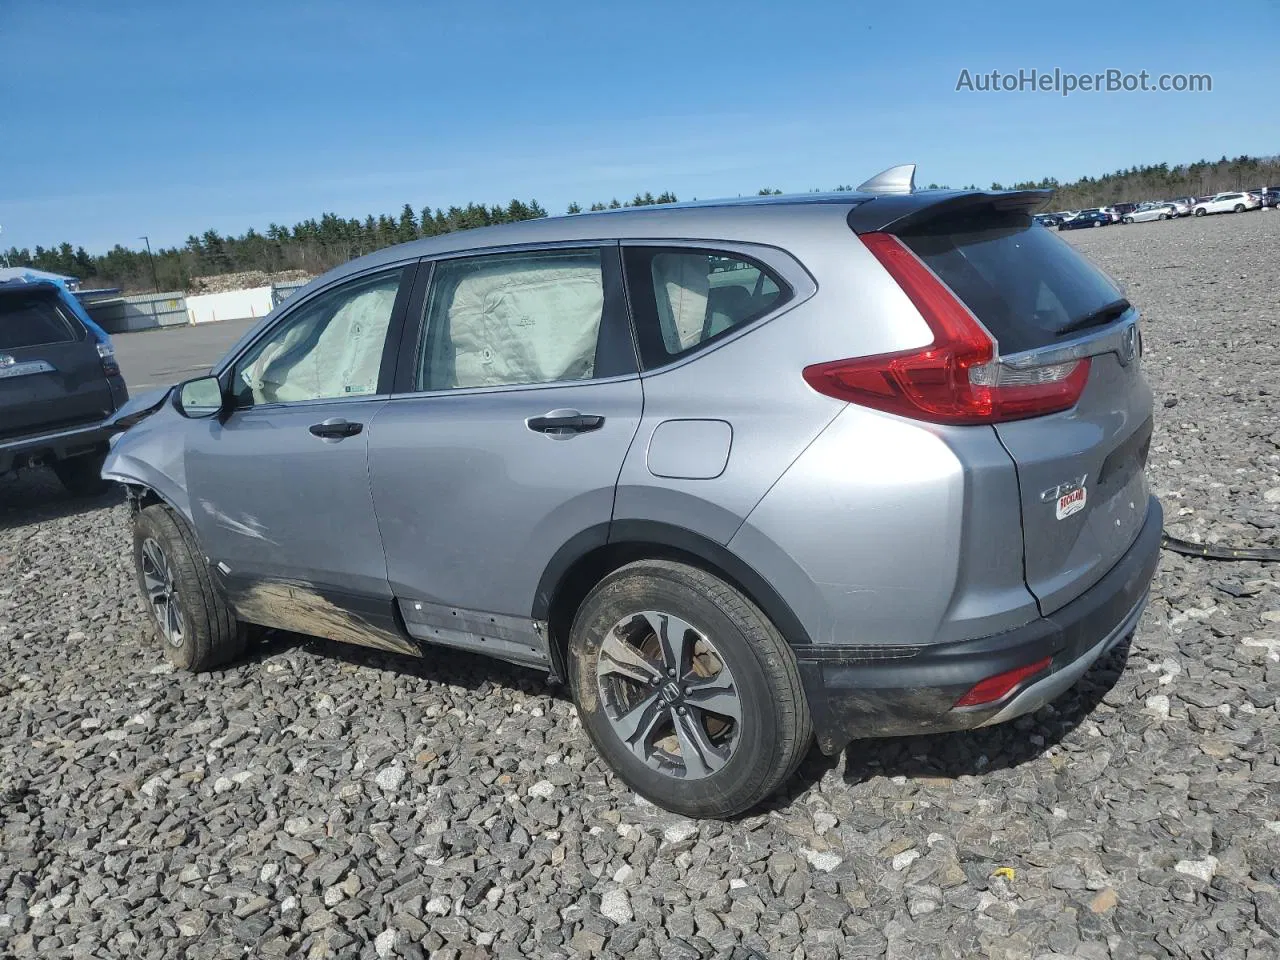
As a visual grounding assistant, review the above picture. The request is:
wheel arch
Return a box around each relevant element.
[534,520,814,680]
[121,481,188,524]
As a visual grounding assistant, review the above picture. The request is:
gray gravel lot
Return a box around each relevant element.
[1,212,1278,960]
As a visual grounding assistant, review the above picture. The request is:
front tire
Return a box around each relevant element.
[52,451,110,497]
[132,504,247,671]
[567,560,812,818]
[1122,217,1132,224]
[1195,208,1206,217]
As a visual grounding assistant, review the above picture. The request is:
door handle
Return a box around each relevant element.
[526,410,605,435]
[309,418,363,440]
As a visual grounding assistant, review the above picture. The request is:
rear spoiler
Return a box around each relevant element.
[846,189,1054,235]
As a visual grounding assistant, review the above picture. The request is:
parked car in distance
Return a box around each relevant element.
[1163,199,1192,217]
[1193,192,1262,215]
[1260,190,1280,209]
[1058,210,1113,229]
[1110,203,1139,220]
[1122,202,1179,223]
[1033,213,1065,227]
[1,278,127,494]
[103,171,1160,818]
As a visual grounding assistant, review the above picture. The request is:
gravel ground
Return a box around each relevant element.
[1,212,1278,960]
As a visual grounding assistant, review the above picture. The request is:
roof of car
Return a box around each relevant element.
[214,184,1053,371]
[0,278,62,296]
[0,267,80,287]
[321,187,1050,284]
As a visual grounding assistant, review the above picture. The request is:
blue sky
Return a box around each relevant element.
[2,0,1276,253]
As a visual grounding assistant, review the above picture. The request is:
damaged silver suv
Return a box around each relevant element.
[106,166,1160,817]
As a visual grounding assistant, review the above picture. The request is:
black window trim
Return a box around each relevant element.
[618,240,808,373]
[389,241,637,397]
[218,261,420,412]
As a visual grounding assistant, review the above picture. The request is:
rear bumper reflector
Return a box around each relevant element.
[953,657,1051,708]
[793,496,1163,754]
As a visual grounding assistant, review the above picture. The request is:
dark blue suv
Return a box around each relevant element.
[1058,210,1113,230]
[0,278,128,494]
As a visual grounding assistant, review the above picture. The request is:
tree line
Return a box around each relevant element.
[4,154,1276,294]
[991,154,1280,212]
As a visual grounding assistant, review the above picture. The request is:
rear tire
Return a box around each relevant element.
[1122,217,1132,224]
[52,451,110,497]
[567,560,812,818]
[132,504,247,671]
[1233,204,1245,213]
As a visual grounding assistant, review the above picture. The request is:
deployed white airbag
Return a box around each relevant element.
[651,253,709,354]
[244,283,397,404]
[439,259,603,389]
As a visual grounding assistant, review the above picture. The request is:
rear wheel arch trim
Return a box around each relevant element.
[534,520,815,675]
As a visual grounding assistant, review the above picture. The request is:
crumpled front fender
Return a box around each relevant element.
[103,385,172,433]
[101,396,193,524]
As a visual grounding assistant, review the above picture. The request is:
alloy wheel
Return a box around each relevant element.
[595,611,742,779]
[140,537,185,648]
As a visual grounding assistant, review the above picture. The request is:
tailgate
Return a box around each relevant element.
[897,210,1155,614]
[1,286,116,441]
[993,340,1152,613]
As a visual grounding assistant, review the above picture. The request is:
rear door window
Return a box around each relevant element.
[622,247,789,369]
[418,248,612,391]
[0,289,80,349]
[897,211,1125,354]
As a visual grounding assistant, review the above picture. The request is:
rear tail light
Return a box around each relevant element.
[953,656,1051,708]
[802,232,1090,425]
[96,341,120,378]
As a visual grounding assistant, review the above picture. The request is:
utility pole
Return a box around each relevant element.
[139,235,160,294]
[0,225,8,268]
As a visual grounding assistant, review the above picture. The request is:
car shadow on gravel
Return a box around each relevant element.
[240,623,1131,814]
[0,471,124,532]
[244,627,562,698]
[777,637,1134,803]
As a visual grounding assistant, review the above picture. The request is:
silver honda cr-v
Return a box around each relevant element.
[105,166,1161,818]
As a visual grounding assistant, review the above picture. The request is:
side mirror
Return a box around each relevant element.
[175,375,225,419]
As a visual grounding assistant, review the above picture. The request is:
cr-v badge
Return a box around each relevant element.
[1041,475,1088,520]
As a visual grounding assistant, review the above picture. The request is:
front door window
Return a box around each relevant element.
[232,268,405,406]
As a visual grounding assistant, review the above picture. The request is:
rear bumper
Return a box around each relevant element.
[0,421,112,474]
[798,495,1163,754]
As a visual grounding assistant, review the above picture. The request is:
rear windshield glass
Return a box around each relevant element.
[0,290,80,349]
[899,211,1125,353]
